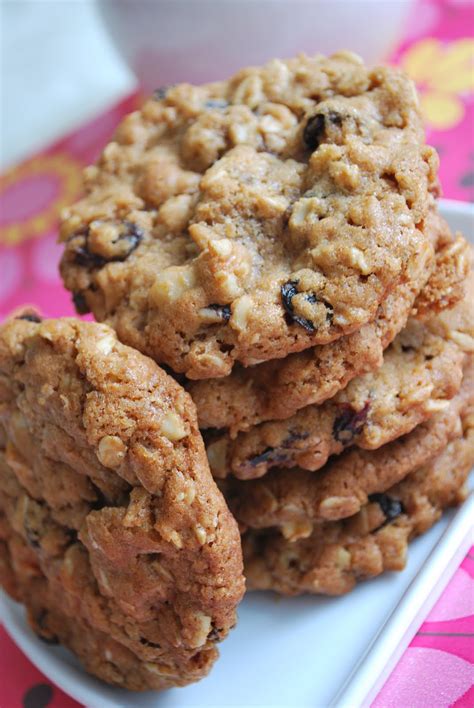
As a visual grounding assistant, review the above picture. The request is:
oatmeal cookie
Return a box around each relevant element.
[224,363,473,536]
[190,214,469,433]
[0,531,219,690]
[59,53,438,379]
[207,281,473,479]
[242,406,474,595]
[0,317,244,690]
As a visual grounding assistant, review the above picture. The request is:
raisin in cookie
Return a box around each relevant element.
[242,406,474,595]
[207,278,473,479]
[224,363,473,537]
[190,214,469,433]
[0,317,244,690]
[59,52,438,379]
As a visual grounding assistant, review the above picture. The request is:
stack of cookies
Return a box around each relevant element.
[0,52,473,691]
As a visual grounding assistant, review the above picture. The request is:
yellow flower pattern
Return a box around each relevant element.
[401,38,474,130]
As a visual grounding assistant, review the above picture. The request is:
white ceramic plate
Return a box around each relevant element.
[1,199,473,708]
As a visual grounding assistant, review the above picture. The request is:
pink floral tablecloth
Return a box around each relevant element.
[0,0,473,705]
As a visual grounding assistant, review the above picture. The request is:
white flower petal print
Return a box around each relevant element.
[428,568,474,622]
[372,647,474,708]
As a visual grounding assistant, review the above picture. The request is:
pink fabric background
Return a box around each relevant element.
[372,548,474,708]
[0,0,472,705]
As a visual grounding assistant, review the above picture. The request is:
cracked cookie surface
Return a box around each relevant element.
[59,52,437,379]
[0,317,244,690]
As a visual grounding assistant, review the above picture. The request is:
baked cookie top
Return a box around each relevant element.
[242,408,474,596]
[59,52,437,379]
[190,213,469,433]
[0,317,244,690]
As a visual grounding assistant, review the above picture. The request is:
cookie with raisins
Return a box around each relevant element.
[242,402,474,595]
[206,276,473,480]
[189,213,470,433]
[60,52,437,379]
[222,363,473,537]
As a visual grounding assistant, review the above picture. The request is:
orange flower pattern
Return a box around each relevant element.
[0,154,83,246]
